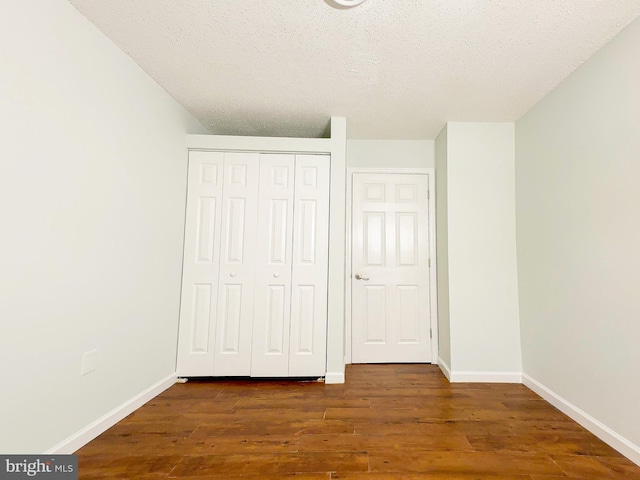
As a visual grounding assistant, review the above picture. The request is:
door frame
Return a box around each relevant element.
[345,167,438,364]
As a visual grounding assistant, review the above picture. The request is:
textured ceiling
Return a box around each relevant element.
[67,0,640,139]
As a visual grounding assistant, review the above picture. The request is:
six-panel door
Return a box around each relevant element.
[351,173,432,363]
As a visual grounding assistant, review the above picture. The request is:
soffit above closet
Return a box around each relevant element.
[67,0,640,139]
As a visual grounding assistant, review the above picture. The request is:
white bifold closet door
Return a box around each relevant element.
[250,154,295,376]
[288,155,330,377]
[176,151,224,376]
[177,151,329,378]
[213,153,260,376]
[251,155,330,377]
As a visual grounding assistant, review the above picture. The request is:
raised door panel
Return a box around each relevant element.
[251,154,295,377]
[289,155,330,377]
[177,151,223,376]
[214,152,260,376]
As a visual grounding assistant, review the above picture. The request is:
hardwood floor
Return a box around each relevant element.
[76,364,640,479]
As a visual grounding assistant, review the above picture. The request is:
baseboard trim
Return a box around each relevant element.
[45,373,177,454]
[324,371,345,384]
[437,357,451,381]
[523,373,640,466]
[436,358,521,383]
[449,371,522,383]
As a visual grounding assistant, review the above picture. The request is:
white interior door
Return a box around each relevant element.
[289,155,330,377]
[177,151,223,376]
[213,152,260,376]
[351,173,432,363]
[251,154,295,377]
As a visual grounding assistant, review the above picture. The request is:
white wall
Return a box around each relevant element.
[0,0,208,453]
[434,126,451,368]
[516,16,640,453]
[347,140,434,168]
[327,119,348,382]
[440,123,522,378]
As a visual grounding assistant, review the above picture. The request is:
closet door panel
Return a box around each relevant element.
[251,154,295,377]
[214,152,260,376]
[289,155,330,377]
[177,151,223,376]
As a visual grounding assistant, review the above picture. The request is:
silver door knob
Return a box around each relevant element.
[354,273,370,281]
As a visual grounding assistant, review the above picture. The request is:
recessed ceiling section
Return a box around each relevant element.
[67,0,640,139]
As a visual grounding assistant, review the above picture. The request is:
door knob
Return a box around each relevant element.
[229,272,237,277]
[354,273,370,281]
[273,272,280,278]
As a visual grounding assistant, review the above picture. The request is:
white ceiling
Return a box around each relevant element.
[68,0,640,139]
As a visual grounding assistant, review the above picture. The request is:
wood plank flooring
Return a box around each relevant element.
[76,364,640,479]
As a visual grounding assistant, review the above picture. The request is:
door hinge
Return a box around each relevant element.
[428,258,431,268]
[430,328,432,339]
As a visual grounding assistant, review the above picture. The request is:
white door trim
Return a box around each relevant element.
[345,167,438,365]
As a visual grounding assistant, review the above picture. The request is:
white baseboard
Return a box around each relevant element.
[523,373,640,466]
[450,371,522,383]
[45,373,177,454]
[437,357,451,381]
[324,371,345,384]
[436,358,521,383]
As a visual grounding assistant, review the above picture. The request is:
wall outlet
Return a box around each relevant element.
[81,349,98,376]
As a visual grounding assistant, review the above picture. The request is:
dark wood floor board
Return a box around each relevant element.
[326,406,448,421]
[550,453,640,479]
[466,433,624,457]
[77,434,196,456]
[343,387,448,398]
[367,396,512,410]
[78,454,181,478]
[594,456,640,478]
[76,364,640,479]
[529,477,591,480]
[147,384,226,396]
[298,433,472,453]
[97,420,199,437]
[327,406,572,423]
[169,452,369,477]
[354,419,588,437]
[188,419,356,437]
[167,475,330,480]
[234,397,371,410]
[175,434,302,454]
[168,453,281,476]
[367,450,565,475]
[181,408,326,423]
[276,451,370,474]
[138,399,239,415]
[331,474,532,480]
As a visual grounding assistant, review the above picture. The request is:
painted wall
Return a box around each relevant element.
[0,0,208,453]
[327,120,348,382]
[442,123,522,376]
[347,140,435,168]
[434,126,451,368]
[516,16,640,449]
